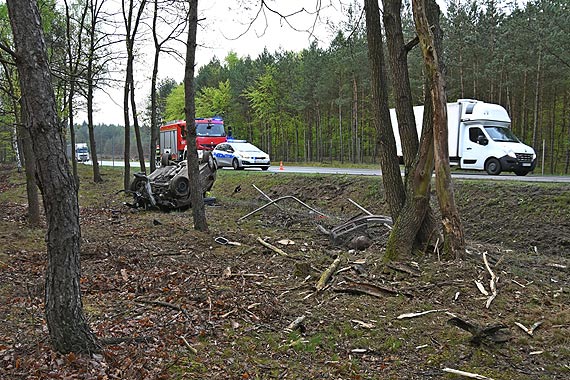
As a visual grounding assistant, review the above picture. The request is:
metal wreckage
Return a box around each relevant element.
[125,152,217,211]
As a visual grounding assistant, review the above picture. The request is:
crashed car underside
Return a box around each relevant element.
[126,152,216,210]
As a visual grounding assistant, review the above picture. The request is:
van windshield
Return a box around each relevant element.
[196,123,225,137]
[484,126,520,143]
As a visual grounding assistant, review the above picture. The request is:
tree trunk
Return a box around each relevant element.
[381,0,439,259]
[185,0,208,232]
[412,0,464,259]
[7,0,99,353]
[363,0,406,221]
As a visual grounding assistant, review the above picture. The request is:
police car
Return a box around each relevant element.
[212,140,270,170]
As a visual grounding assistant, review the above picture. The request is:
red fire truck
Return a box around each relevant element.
[159,117,227,162]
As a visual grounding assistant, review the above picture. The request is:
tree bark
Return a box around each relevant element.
[185,0,208,231]
[363,0,406,222]
[7,0,99,353]
[412,0,465,259]
[382,0,439,261]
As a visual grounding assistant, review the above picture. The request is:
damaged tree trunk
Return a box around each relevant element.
[382,0,440,261]
[412,0,465,258]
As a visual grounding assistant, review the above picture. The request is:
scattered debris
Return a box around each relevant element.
[397,309,445,320]
[351,319,376,329]
[238,195,327,221]
[285,315,306,332]
[277,239,295,246]
[447,316,510,345]
[257,237,290,257]
[336,279,409,299]
[442,367,494,379]
[347,235,372,251]
[215,236,242,246]
[316,256,342,291]
[515,321,543,336]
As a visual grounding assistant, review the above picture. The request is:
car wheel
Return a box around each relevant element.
[485,157,502,175]
[514,170,529,176]
[232,158,243,170]
[161,153,171,167]
[261,166,269,171]
[172,177,190,197]
[204,151,216,171]
[130,177,146,193]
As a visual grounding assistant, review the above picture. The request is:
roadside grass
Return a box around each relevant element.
[0,163,569,379]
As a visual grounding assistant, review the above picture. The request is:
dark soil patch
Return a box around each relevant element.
[0,166,568,379]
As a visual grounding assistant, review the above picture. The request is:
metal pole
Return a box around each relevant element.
[542,139,545,176]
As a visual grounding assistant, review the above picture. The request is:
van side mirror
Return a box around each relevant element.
[478,135,488,146]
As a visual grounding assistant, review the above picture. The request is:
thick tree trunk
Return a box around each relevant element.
[412,0,465,259]
[185,0,208,232]
[382,0,439,259]
[7,0,99,353]
[364,0,406,222]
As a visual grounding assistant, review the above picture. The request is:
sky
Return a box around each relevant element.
[84,0,348,125]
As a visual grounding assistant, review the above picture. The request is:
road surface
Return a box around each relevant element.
[91,160,570,183]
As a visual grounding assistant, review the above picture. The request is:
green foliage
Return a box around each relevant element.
[164,84,186,121]
[195,79,232,118]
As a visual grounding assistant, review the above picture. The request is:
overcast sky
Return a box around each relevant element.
[83,0,347,125]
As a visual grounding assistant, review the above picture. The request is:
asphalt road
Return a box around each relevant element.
[92,160,570,183]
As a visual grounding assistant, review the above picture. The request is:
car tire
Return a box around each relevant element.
[161,153,171,167]
[261,166,269,171]
[232,158,243,170]
[485,158,502,175]
[130,177,146,193]
[204,151,216,171]
[171,177,190,197]
[514,170,529,176]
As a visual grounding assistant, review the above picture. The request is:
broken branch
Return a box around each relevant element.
[316,256,342,291]
[442,368,494,379]
[257,237,289,257]
[397,309,445,319]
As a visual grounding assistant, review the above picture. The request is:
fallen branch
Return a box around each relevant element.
[316,256,342,291]
[180,335,198,354]
[442,368,494,379]
[135,298,183,312]
[474,280,489,296]
[335,280,410,299]
[515,321,543,336]
[387,262,421,277]
[397,309,445,320]
[483,252,498,309]
[257,237,289,257]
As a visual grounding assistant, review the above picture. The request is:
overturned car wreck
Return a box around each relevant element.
[126,152,217,211]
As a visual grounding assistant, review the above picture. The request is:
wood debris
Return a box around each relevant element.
[316,256,342,291]
[515,321,543,336]
[397,309,445,320]
[351,319,375,329]
[257,237,289,257]
[442,368,494,379]
[483,252,498,309]
[335,280,408,299]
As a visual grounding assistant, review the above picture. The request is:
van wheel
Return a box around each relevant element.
[485,158,502,175]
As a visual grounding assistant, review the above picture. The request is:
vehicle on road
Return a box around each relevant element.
[158,118,227,163]
[127,152,217,211]
[212,140,270,170]
[390,99,536,175]
[68,143,90,162]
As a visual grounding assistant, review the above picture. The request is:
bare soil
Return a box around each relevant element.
[0,165,568,379]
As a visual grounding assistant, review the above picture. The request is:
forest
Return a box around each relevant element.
[0,0,569,174]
